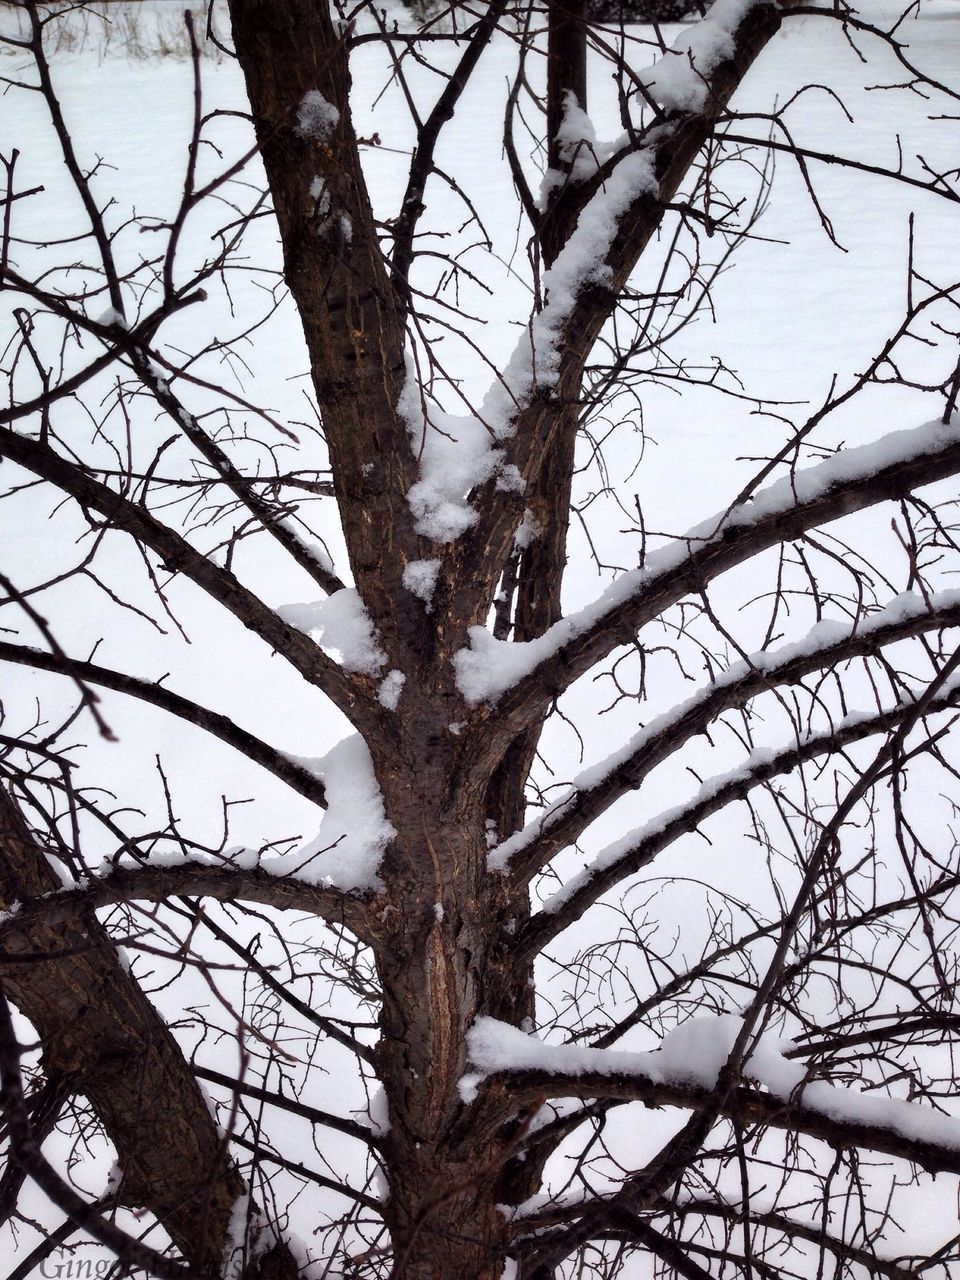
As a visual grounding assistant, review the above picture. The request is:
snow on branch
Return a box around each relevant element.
[638,0,767,114]
[278,588,387,677]
[264,734,395,893]
[454,415,960,712]
[399,149,656,543]
[488,590,960,881]
[462,1014,960,1175]
[515,670,960,958]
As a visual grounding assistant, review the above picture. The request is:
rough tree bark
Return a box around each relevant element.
[0,788,302,1279]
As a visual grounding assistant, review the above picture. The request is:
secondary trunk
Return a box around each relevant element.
[0,788,298,1279]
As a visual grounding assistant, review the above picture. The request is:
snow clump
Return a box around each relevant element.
[295,89,339,141]
[639,0,763,113]
[402,558,441,607]
[399,374,504,542]
[263,734,394,892]
[536,89,601,207]
[278,588,386,676]
[378,669,406,711]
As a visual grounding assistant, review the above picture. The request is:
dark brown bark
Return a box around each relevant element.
[227,0,420,647]
[448,2,795,673]
[0,788,297,1279]
[365,749,532,1275]
[547,0,589,174]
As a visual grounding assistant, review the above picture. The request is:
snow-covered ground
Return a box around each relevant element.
[2,0,960,1274]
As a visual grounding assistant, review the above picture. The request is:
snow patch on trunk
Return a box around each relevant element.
[402,557,441,607]
[295,89,339,140]
[378,669,406,710]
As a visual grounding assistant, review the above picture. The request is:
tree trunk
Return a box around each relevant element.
[367,755,534,1279]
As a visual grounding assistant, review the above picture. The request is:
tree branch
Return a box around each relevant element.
[494,592,960,885]
[0,984,190,1280]
[516,671,960,959]
[453,0,800,635]
[0,425,371,724]
[0,641,327,807]
[476,1061,960,1178]
[0,787,299,1276]
[390,0,511,302]
[0,858,377,948]
[196,1064,378,1148]
[673,1199,921,1280]
[468,415,960,744]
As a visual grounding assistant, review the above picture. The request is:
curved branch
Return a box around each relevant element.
[0,858,377,947]
[0,425,370,724]
[0,641,327,807]
[516,672,960,959]
[673,1199,922,1280]
[475,1062,960,1178]
[467,415,960,741]
[512,1199,917,1280]
[719,128,960,204]
[494,592,960,884]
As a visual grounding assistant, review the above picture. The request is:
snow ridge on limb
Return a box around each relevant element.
[456,415,960,717]
[439,0,792,625]
[399,146,657,544]
[462,1014,960,1174]
[515,670,960,959]
[638,0,768,113]
[487,589,960,880]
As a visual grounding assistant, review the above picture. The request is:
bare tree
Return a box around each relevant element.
[1,1,960,1278]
